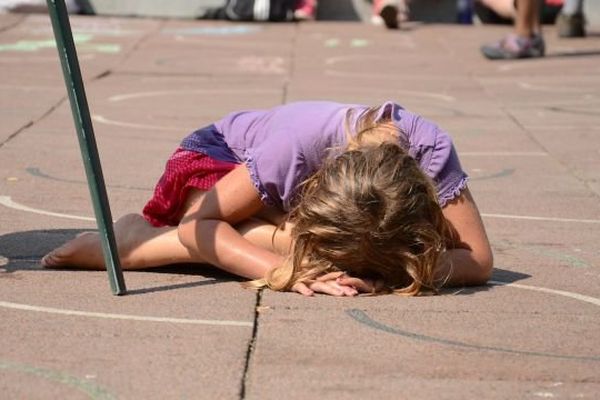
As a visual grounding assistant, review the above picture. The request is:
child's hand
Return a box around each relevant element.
[335,274,385,295]
[292,272,359,297]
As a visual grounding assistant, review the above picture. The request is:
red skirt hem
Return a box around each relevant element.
[142,148,238,227]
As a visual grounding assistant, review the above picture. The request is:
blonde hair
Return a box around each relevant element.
[252,106,455,296]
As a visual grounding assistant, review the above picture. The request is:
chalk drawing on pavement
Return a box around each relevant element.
[0,360,116,400]
[163,25,260,36]
[347,308,600,362]
[26,167,151,192]
[0,34,120,53]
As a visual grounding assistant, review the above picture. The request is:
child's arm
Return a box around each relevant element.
[178,165,284,279]
[438,186,493,286]
[177,165,358,296]
[336,186,493,293]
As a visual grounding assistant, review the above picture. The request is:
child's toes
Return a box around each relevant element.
[41,252,58,268]
[41,245,73,268]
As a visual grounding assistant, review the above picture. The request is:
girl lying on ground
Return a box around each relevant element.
[42,100,493,296]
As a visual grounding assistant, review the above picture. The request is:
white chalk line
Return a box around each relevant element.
[94,88,282,131]
[497,63,538,72]
[92,115,182,132]
[518,82,599,96]
[108,88,280,102]
[0,300,252,327]
[323,63,457,102]
[489,280,600,307]
[0,195,95,222]
[0,54,95,63]
[481,213,600,225]
[2,195,600,225]
[0,282,595,327]
[460,151,548,157]
[0,84,63,91]
[324,66,457,102]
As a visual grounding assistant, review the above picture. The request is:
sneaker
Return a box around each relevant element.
[556,12,586,38]
[481,34,545,60]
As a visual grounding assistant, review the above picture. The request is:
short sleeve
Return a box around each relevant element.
[221,101,349,212]
[428,133,469,207]
[387,102,469,207]
[244,138,309,212]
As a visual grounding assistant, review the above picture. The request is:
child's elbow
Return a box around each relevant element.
[476,249,494,285]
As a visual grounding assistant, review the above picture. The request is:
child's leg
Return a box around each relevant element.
[41,213,195,270]
[42,190,292,270]
[515,0,541,38]
[179,188,292,255]
[477,0,516,19]
[481,0,545,59]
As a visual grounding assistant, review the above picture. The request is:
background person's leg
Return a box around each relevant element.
[481,0,545,59]
[477,0,516,20]
[515,0,541,37]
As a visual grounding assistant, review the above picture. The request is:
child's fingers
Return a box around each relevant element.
[292,282,314,296]
[308,281,347,297]
[323,280,358,296]
[336,283,358,297]
[338,278,386,294]
[316,271,345,282]
[326,281,357,296]
[337,277,375,293]
[292,278,359,297]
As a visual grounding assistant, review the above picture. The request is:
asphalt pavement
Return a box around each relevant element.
[1,10,599,400]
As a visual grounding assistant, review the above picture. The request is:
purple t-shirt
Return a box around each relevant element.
[180,101,468,211]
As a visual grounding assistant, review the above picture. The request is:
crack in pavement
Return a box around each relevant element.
[0,96,67,149]
[239,289,262,399]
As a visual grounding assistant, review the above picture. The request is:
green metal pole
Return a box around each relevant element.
[46,0,126,295]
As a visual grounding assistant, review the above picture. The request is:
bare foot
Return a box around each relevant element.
[41,214,154,270]
[41,212,289,271]
[41,231,105,269]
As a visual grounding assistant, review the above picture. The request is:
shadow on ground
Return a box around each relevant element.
[1,229,530,296]
[437,268,531,296]
[0,229,241,295]
[548,49,600,58]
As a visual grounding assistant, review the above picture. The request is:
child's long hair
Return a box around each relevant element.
[253,106,455,295]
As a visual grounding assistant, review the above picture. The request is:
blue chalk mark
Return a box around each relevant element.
[0,360,117,399]
[26,167,151,192]
[471,168,515,181]
[495,240,591,269]
[346,309,600,362]
[524,246,590,269]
